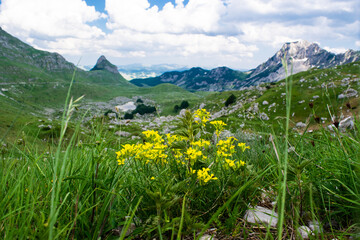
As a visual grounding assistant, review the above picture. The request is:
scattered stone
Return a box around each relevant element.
[259,112,269,121]
[338,88,358,99]
[298,100,305,104]
[244,206,278,228]
[199,234,217,240]
[199,103,206,109]
[296,122,307,128]
[268,103,276,108]
[179,109,187,117]
[131,136,141,140]
[115,131,131,137]
[262,100,269,105]
[308,220,323,233]
[338,116,354,132]
[213,130,234,142]
[313,95,320,99]
[297,226,312,239]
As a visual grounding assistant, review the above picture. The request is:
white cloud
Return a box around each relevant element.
[0,0,358,69]
[0,0,105,39]
[323,47,347,54]
[105,0,226,33]
[225,0,355,16]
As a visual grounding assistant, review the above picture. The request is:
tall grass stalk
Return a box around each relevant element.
[48,69,83,239]
[277,56,293,238]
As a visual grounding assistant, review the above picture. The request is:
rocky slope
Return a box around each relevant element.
[0,27,76,72]
[246,40,360,85]
[131,66,248,91]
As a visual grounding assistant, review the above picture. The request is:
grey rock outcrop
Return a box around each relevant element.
[90,55,119,74]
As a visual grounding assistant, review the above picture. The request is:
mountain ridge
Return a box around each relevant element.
[131,40,360,91]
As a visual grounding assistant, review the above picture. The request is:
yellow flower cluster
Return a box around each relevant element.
[116,143,137,165]
[191,139,210,149]
[185,147,206,165]
[192,167,218,185]
[210,120,227,137]
[238,142,250,152]
[225,159,245,170]
[216,137,237,158]
[194,109,210,127]
[115,109,250,184]
[143,130,164,143]
[116,130,169,165]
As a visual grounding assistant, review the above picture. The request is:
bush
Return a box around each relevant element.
[136,98,143,103]
[225,94,236,107]
[132,104,156,115]
[180,100,189,109]
[123,112,134,119]
[174,105,180,112]
[174,100,189,112]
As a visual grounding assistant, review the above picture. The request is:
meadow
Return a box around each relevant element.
[0,66,359,240]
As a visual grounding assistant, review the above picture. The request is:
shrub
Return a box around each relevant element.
[180,100,189,109]
[174,105,180,112]
[225,94,236,107]
[132,104,156,115]
[123,112,134,119]
[136,98,143,103]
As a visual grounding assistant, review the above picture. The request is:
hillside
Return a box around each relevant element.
[197,61,359,133]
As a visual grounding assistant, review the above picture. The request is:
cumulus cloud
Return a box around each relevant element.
[0,0,358,69]
[0,0,105,39]
[105,0,226,33]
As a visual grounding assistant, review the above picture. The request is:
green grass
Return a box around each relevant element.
[1,99,359,239]
[0,51,359,239]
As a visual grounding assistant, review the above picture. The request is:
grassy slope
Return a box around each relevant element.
[200,61,360,133]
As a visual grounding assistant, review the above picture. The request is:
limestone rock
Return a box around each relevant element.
[244,206,278,228]
[298,226,311,239]
[296,122,307,128]
[339,116,354,132]
[259,112,269,121]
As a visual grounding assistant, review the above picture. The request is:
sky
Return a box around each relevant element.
[0,0,359,70]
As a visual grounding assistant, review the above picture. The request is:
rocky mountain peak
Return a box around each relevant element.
[90,55,119,74]
[248,40,360,84]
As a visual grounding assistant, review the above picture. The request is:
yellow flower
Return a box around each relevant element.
[238,142,250,152]
[185,147,204,165]
[216,137,238,158]
[194,168,218,185]
[151,177,155,180]
[194,109,210,127]
[166,133,179,145]
[142,130,164,143]
[191,139,210,149]
[210,120,227,137]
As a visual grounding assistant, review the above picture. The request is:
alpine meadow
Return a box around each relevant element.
[0,0,360,239]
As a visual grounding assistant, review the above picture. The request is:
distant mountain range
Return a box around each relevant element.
[130,66,248,91]
[1,26,359,93]
[131,40,360,91]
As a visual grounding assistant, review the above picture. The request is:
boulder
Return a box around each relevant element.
[297,226,311,239]
[244,206,278,228]
[339,117,354,132]
[308,220,323,233]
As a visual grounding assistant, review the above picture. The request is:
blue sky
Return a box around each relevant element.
[0,0,359,70]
